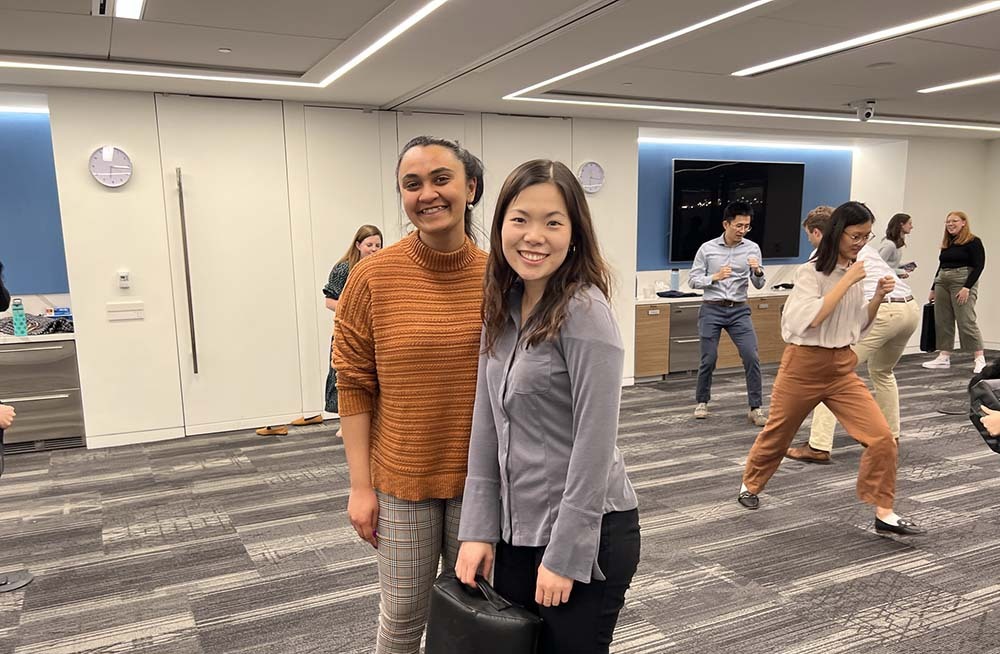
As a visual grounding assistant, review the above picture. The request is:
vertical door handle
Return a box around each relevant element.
[176,167,200,374]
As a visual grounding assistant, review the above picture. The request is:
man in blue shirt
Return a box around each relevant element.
[687,202,768,425]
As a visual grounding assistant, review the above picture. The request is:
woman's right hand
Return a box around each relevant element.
[348,487,379,548]
[928,290,935,303]
[843,261,866,286]
[455,541,494,588]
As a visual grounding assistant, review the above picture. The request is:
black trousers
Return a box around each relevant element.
[494,509,640,654]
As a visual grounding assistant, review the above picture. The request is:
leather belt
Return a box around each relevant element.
[881,295,914,304]
[703,299,746,307]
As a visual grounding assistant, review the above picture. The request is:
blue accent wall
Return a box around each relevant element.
[637,141,852,271]
[0,113,69,295]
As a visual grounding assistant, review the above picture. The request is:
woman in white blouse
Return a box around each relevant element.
[738,202,923,536]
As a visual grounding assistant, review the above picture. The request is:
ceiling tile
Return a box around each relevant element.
[0,9,110,58]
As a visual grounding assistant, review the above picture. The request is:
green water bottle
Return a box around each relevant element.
[11,298,28,337]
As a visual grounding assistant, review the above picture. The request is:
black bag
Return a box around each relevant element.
[425,573,542,654]
[969,378,1000,454]
[920,302,936,352]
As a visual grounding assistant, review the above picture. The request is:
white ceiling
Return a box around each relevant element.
[1,0,999,139]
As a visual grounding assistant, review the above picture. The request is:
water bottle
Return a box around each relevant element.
[670,269,680,291]
[11,298,28,337]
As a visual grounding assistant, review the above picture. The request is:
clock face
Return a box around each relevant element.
[89,146,133,188]
[577,161,605,194]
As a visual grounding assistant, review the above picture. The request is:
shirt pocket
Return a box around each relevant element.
[511,349,552,394]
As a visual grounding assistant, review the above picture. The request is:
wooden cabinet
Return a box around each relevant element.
[634,304,670,377]
[633,295,788,378]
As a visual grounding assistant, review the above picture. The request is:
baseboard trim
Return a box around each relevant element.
[86,427,185,449]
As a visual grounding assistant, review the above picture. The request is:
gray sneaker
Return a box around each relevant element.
[748,408,767,427]
[694,403,709,419]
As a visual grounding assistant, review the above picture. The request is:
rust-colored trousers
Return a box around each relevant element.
[742,344,897,507]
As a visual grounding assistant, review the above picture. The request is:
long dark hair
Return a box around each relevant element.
[482,160,612,355]
[885,213,910,248]
[335,224,383,272]
[395,136,485,242]
[814,201,875,275]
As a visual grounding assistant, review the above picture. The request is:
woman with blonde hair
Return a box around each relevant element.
[323,224,383,413]
[923,211,987,373]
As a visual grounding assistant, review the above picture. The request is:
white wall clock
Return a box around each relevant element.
[89,146,133,188]
[577,160,605,194]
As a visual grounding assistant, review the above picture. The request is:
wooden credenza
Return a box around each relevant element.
[634,294,789,379]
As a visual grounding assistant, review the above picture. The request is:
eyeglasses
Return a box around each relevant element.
[844,231,874,244]
[730,224,752,233]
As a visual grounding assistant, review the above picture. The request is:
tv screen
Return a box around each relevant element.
[670,159,804,262]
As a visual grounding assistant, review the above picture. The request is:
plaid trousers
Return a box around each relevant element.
[374,490,462,654]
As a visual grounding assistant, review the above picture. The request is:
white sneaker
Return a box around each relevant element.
[922,356,951,370]
[974,357,987,374]
[748,408,767,427]
[694,403,709,419]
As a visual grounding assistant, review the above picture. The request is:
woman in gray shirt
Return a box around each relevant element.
[877,212,914,277]
[455,160,639,654]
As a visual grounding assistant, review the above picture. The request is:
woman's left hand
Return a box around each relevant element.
[982,406,1000,437]
[535,564,573,607]
[956,287,971,305]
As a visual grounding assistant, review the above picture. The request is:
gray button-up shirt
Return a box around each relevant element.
[687,235,766,302]
[458,285,638,583]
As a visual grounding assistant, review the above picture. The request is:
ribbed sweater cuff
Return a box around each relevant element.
[338,390,374,417]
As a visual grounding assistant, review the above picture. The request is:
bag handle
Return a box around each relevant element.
[465,575,515,612]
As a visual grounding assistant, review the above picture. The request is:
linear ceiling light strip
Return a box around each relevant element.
[732,0,1000,77]
[508,95,1000,133]
[0,0,449,88]
[638,137,855,151]
[504,0,777,99]
[919,71,1000,94]
[0,105,50,114]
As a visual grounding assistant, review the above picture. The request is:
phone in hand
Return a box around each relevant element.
[901,261,917,272]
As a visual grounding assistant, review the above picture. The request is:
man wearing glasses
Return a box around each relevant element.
[786,205,920,463]
[688,201,768,426]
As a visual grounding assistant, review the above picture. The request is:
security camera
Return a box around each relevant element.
[849,100,876,122]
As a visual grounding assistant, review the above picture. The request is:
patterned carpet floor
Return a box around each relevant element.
[0,350,998,653]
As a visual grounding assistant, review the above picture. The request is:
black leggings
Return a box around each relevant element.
[493,509,640,654]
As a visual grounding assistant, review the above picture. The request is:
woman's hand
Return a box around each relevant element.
[928,290,936,303]
[535,564,573,607]
[875,275,895,299]
[455,541,494,587]
[982,406,1000,437]
[956,287,971,305]
[348,486,379,548]
[843,261,866,286]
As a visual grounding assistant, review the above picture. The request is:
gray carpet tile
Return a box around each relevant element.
[0,350,998,653]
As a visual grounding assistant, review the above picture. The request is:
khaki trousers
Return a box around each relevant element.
[743,345,897,507]
[809,299,920,449]
[934,267,983,352]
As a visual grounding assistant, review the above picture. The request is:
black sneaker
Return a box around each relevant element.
[737,491,759,510]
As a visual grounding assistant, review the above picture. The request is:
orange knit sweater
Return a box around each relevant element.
[333,232,487,501]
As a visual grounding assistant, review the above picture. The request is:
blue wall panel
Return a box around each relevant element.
[637,141,853,271]
[0,113,69,295]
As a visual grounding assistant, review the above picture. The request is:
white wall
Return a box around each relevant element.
[46,89,185,447]
[39,88,997,446]
[983,140,1000,352]
[901,137,992,351]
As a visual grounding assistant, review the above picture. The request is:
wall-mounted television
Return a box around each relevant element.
[670,159,804,262]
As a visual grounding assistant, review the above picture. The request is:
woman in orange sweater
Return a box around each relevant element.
[333,136,487,654]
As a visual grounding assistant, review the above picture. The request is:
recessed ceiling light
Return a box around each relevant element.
[505,0,777,99]
[732,0,1000,77]
[506,95,1000,133]
[919,71,1000,93]
[0,0,448,88]
[217,48,232,54]
[114,0,145,20]
[622,82,633,86]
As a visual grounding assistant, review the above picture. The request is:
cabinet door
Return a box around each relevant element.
[752,296,787,364]
[634,304,669,377]
[157,95,303,434]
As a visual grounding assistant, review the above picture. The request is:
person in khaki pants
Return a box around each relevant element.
[786,208,920,463]
[738,202,923,536]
